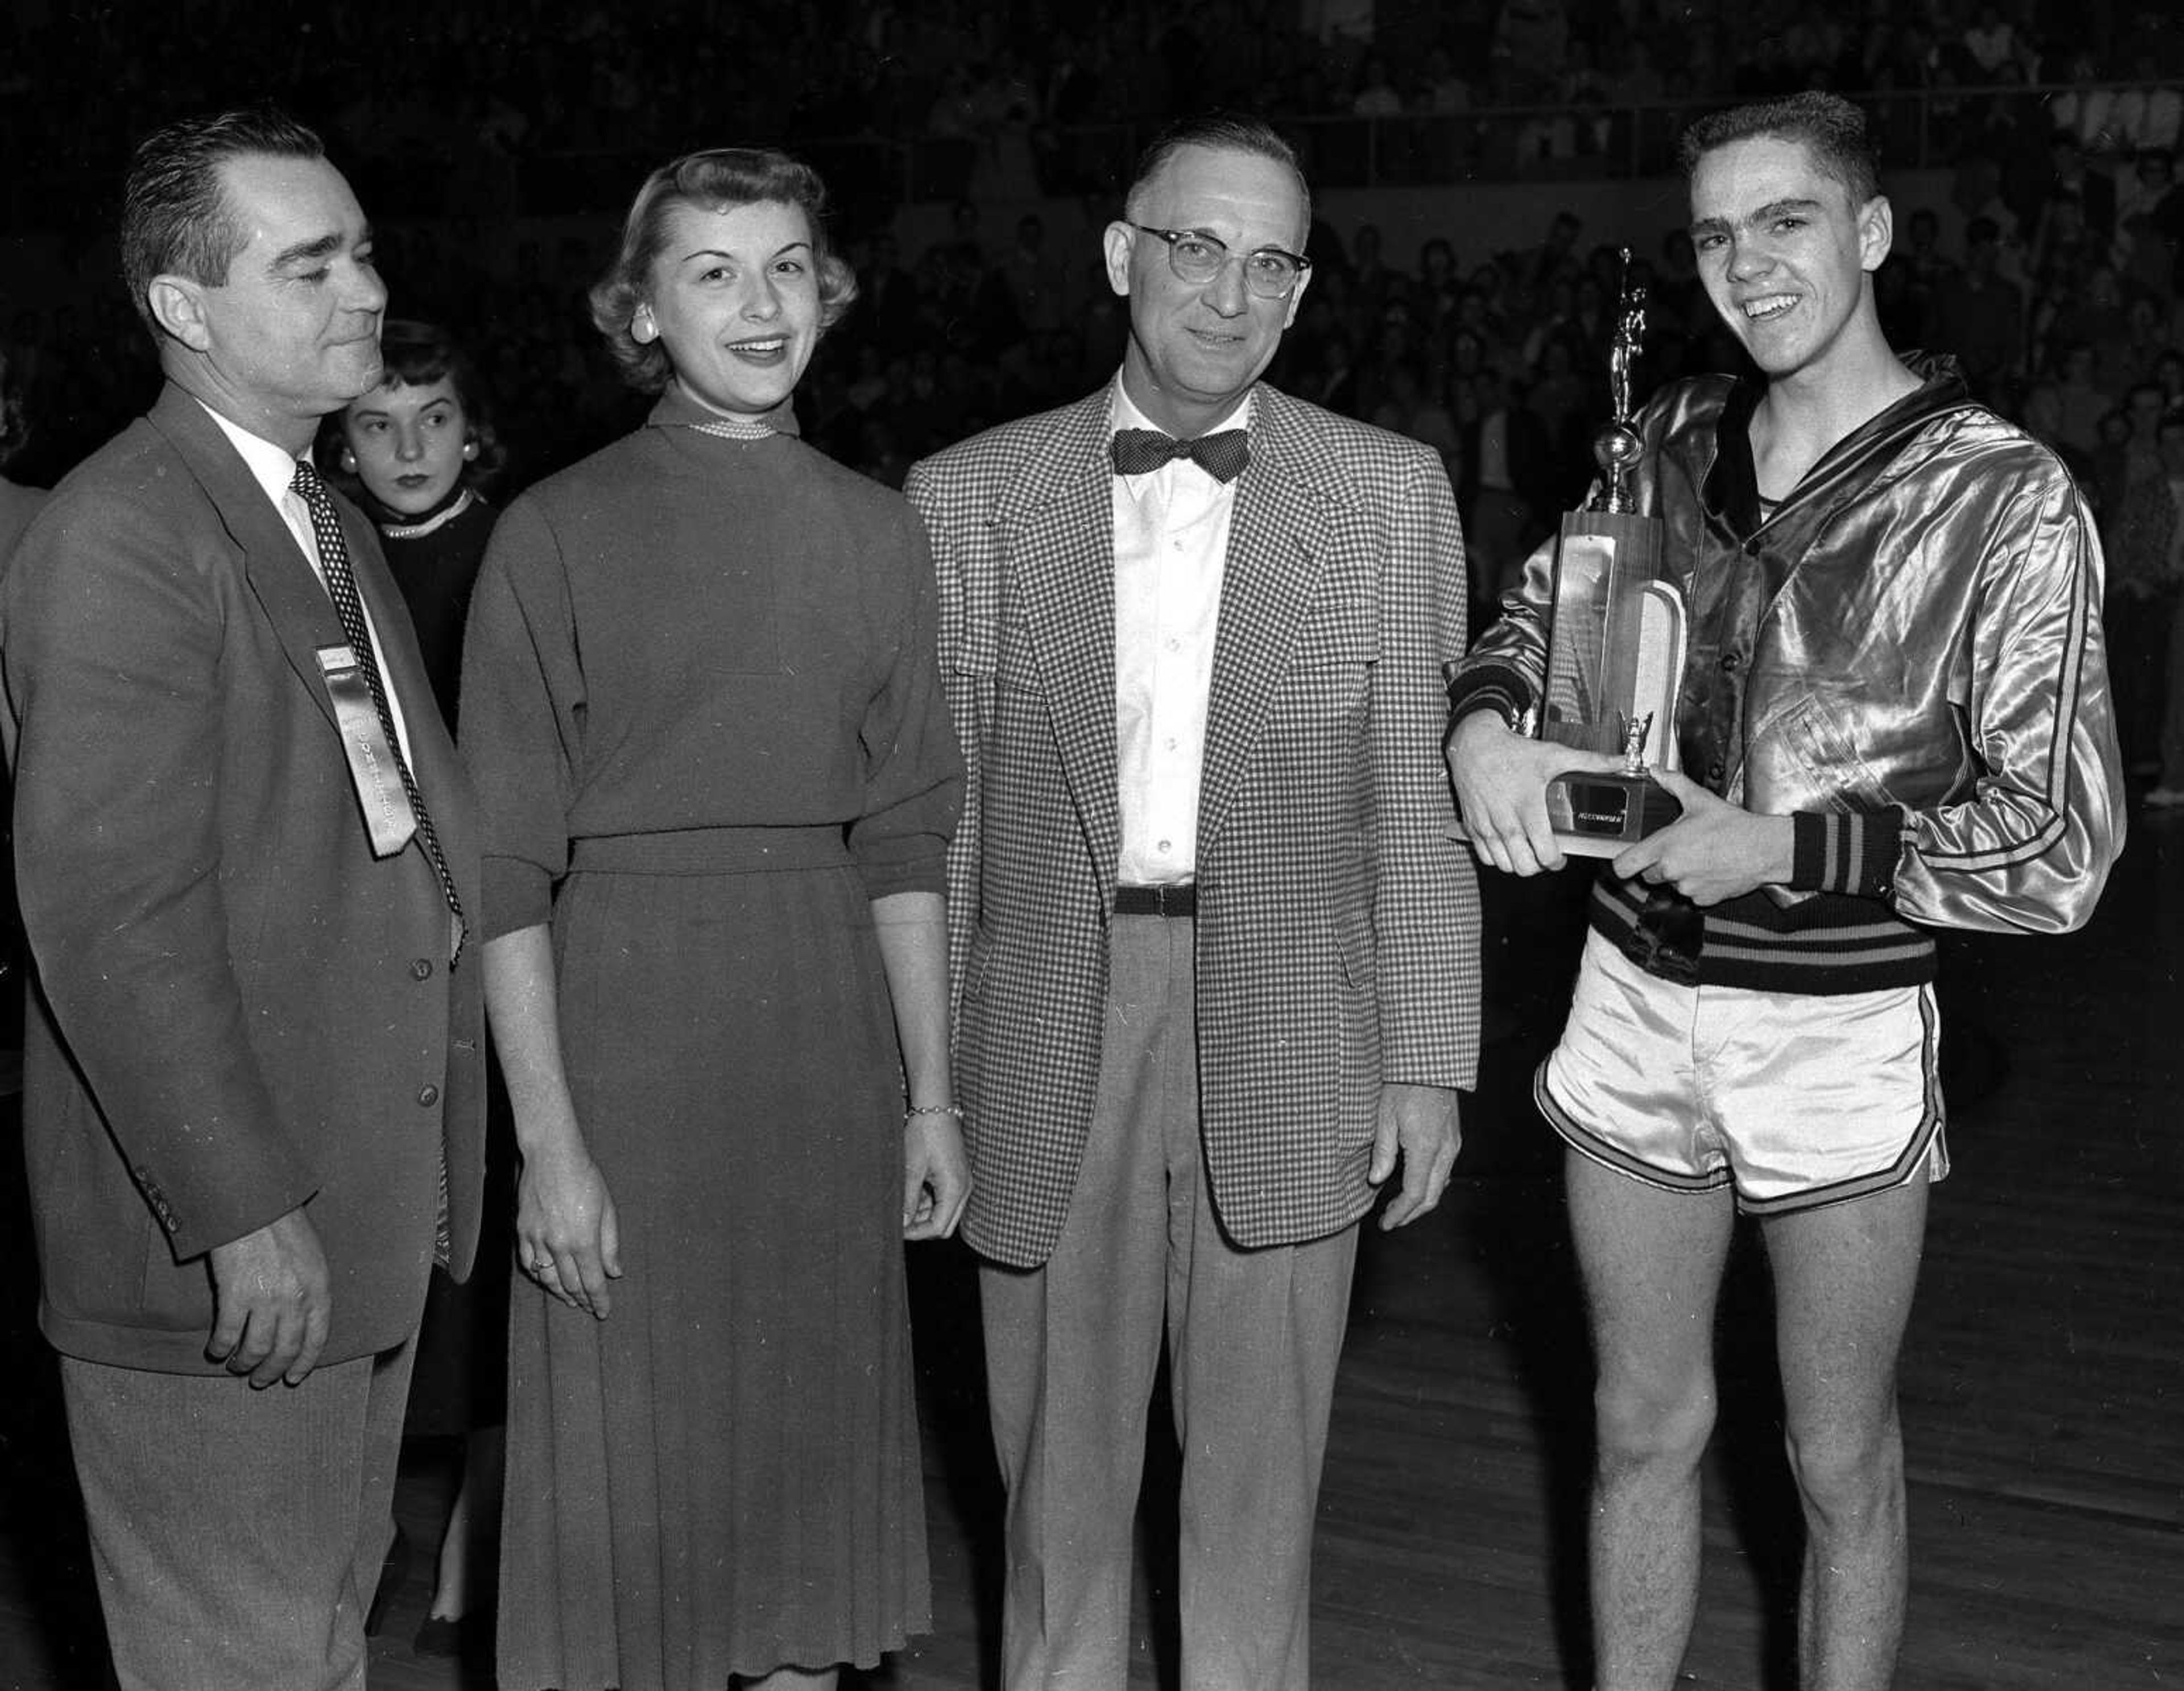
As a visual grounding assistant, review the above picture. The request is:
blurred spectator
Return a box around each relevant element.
[2101,381,2183,771]
[1492,0,1569,105]
[1421,46,1474,113]
[1929,217,2024,403]
[2142,414,2184,807]
[1461,367,1560,609]
[2104,55,2182,157]
[2021,381,2101,486]
[2118,148,2181,229]
[2052,343,2113,456]
[1351,55,1403,118]
[2034,133,2120,245]
[1962,4,2018,78]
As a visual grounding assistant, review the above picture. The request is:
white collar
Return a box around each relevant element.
[1108,376,1253,443]
[196,400,318,508]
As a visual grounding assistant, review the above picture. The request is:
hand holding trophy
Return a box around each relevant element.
[1528,251,1686,857]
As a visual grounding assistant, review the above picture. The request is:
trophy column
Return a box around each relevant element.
[1533,255,1686,855]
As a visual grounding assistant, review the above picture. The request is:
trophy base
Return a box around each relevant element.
[1546,771,1683,858]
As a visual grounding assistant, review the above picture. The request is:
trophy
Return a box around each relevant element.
[1527,251,1686,857]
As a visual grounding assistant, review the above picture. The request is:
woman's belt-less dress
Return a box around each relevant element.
[461,387,964,1690]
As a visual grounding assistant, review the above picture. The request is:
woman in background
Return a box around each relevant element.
[461,148,966,1691]
[322,320,510,1660]
[325,320,504,724]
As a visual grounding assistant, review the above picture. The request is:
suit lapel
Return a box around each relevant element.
[1197,386,1333,855]
[1000,394,1123,890]
[148,388,479,911]
[150,387,345,736]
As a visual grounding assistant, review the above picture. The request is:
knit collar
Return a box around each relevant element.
[650,380,801,440]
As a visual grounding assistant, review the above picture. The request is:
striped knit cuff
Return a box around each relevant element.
[1444,660,1534,731]
[1790,807,1908,900]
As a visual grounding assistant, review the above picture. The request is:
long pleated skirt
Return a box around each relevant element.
[496,834,930,1690]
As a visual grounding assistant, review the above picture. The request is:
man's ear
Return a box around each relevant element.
[1858,193,1895,275]
[147,275,213,352]
[1102,222,1135,299]
[1283,266,1313,330]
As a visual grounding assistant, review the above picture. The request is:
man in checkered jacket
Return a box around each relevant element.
[907,113,1480,1690]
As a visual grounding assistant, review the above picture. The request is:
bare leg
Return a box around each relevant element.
[1761,1176,1927,1691]
[427,1424,505,1622]
[1566,1150,1738,1691]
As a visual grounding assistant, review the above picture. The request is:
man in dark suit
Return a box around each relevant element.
[0,106,483,1690]
[908,114,1479,1689]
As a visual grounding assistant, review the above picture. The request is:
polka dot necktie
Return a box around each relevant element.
[292,457,469,966]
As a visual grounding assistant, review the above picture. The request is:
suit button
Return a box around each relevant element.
[1719,651,1740,673]
[411,958,434,981]
[1707,760,1726,781]
[417,1084,440,1107]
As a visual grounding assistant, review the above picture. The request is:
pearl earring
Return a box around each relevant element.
[463,440,479,461]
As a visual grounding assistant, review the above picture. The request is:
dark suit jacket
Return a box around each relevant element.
[0,384,485,1374]
[909,382,1481,1267]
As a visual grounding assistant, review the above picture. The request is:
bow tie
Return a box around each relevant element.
[1111,427,1251,483]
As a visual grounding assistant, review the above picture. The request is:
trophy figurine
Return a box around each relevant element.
[1531,251,1686,856]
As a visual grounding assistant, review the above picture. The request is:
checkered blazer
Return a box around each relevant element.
[907,382,1480,1268]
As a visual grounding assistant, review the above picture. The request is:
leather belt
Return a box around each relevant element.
[1114,883,1196,917]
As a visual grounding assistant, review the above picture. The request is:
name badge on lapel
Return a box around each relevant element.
[316,644,417,858]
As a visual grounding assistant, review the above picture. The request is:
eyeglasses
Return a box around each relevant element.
[1131,225,1312,299]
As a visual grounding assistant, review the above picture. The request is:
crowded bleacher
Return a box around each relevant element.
[3,1,2181,772]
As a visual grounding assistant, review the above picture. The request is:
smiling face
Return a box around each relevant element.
[635,197,821,416]
[1688,133,1891,387]
[1103,143,1310,437]
[340,374,470,516]
[156,152,387,451]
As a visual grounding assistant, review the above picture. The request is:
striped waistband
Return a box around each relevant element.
[569,826,851,876]
[1590,876,1937,995]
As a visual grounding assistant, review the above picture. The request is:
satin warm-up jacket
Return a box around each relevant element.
[1453,357,2124,957]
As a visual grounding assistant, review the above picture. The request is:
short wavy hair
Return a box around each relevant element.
[1678,92,1883,208]
[122,104,325,338]
[315,319,508,494]
[590,148,858,394]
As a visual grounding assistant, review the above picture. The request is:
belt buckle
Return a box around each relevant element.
[1115,882,1196,917]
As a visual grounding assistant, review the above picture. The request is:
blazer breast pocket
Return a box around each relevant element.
[1279,631,1375,726]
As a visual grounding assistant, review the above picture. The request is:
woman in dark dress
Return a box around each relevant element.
[326,321,503,725]
[461,150,967,1691]
[322,321,510,1658]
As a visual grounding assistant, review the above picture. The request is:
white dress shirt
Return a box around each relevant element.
[199,402,417,764]
[1111,380,1251,887]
